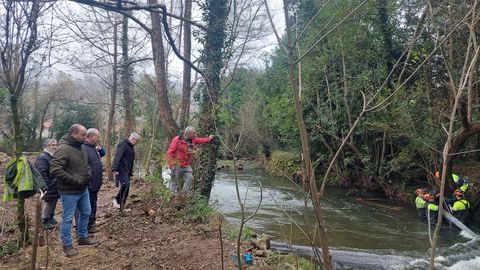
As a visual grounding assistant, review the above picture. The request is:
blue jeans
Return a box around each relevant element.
[60,189,91,246]
[74,191,98,229]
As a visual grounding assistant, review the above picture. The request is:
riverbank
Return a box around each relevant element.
[0,161,318,269]
[1,177,244,269]
[240,151,480,203]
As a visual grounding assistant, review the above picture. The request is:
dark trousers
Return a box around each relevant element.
[88,191,98,228]
[115,170,130,205]
[75,190,99,229]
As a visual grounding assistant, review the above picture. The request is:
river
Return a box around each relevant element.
[209,169,480,269]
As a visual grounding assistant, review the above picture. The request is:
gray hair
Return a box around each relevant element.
[43,139,57,147]
[86,128,100,137]
[184,126,196,135]
[129,132,140,140]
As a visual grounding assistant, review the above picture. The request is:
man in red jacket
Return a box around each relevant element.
[166,126,213,197]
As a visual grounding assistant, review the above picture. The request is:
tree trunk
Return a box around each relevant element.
[445,122,480,192]
[30,81,40,149]
[341,45,353,144]
[178,0,193,129]
[377,0,395,85]
[121,14,134,136]
[10,100,27,245]
[31,193,42,269]
[10,95,28,243]
[197,0,228,199]
[149,0,179,140]
[106,22,119,182]
[11,96,24,157]
[281,0,332,268]
[37,100,52,148]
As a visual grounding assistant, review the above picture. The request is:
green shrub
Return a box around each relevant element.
[144,173,170,198]
[227,226,256,242]
[265,151,301,178]
[0,242,19,256]
[269,253,320,270]
[178,194,214,223]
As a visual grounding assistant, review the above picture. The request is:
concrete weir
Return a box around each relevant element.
[269,241,415,269]
[269,212,478,269]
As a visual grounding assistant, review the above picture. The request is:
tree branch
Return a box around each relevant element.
[158,5,204,77]
[70,0,153,35]
[69,0,206,30]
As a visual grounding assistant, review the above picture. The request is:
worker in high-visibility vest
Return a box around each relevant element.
[415,188,428,221]
[434,171,470,192]
[451,189,470,225]
[424,193,438,224]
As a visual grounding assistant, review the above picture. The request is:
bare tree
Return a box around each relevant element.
[425,1,480,193]
[425,1,480,268]
[121,14,135,136]
[0,0,53,243]
[178,0,193,129]
[66,0,267,197]
[55,4,152,180]
[148,0,179,140]
[265,0,333,267]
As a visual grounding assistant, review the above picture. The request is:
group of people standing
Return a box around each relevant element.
[35,124,140,257]
[415,172,471,225]
[34,123,214,258]
[34,123,213,258]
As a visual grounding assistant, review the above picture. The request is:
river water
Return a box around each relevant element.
[209,169,480,269]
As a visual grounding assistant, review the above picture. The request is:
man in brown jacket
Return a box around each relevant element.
[50,124,97,257]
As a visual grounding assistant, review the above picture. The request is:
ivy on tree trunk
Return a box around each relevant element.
[197,0,229,199]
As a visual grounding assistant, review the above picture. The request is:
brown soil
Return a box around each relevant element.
[0,153,274,269]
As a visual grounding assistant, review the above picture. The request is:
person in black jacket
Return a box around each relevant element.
[35,139,58,229]
[112,132,140,209]
[83,128,105,233]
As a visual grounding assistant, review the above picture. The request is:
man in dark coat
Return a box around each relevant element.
[35,138,58,229]
[50,124,97,257]
[112,132,140,209]
[83,128,104,233]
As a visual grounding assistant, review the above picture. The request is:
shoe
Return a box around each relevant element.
[50,216,58,224]
[78,237,98,246]
[112,198,120,209]
[88,227,99,234]
[62,245,78,257]
[42,218,54,230]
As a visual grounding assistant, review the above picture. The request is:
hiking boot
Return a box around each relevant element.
[112,198,120,209]
[170,194,177,204]
[88,227,99,234]
[42,218,54,230]
[49,216,58,224]
[62,245,78,257]
[78,237,98,246]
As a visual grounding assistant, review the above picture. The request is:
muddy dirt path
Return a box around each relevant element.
[1,178,246,269]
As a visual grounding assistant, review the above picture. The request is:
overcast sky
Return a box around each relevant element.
[152,0,286,80]
[46,0,286,86]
